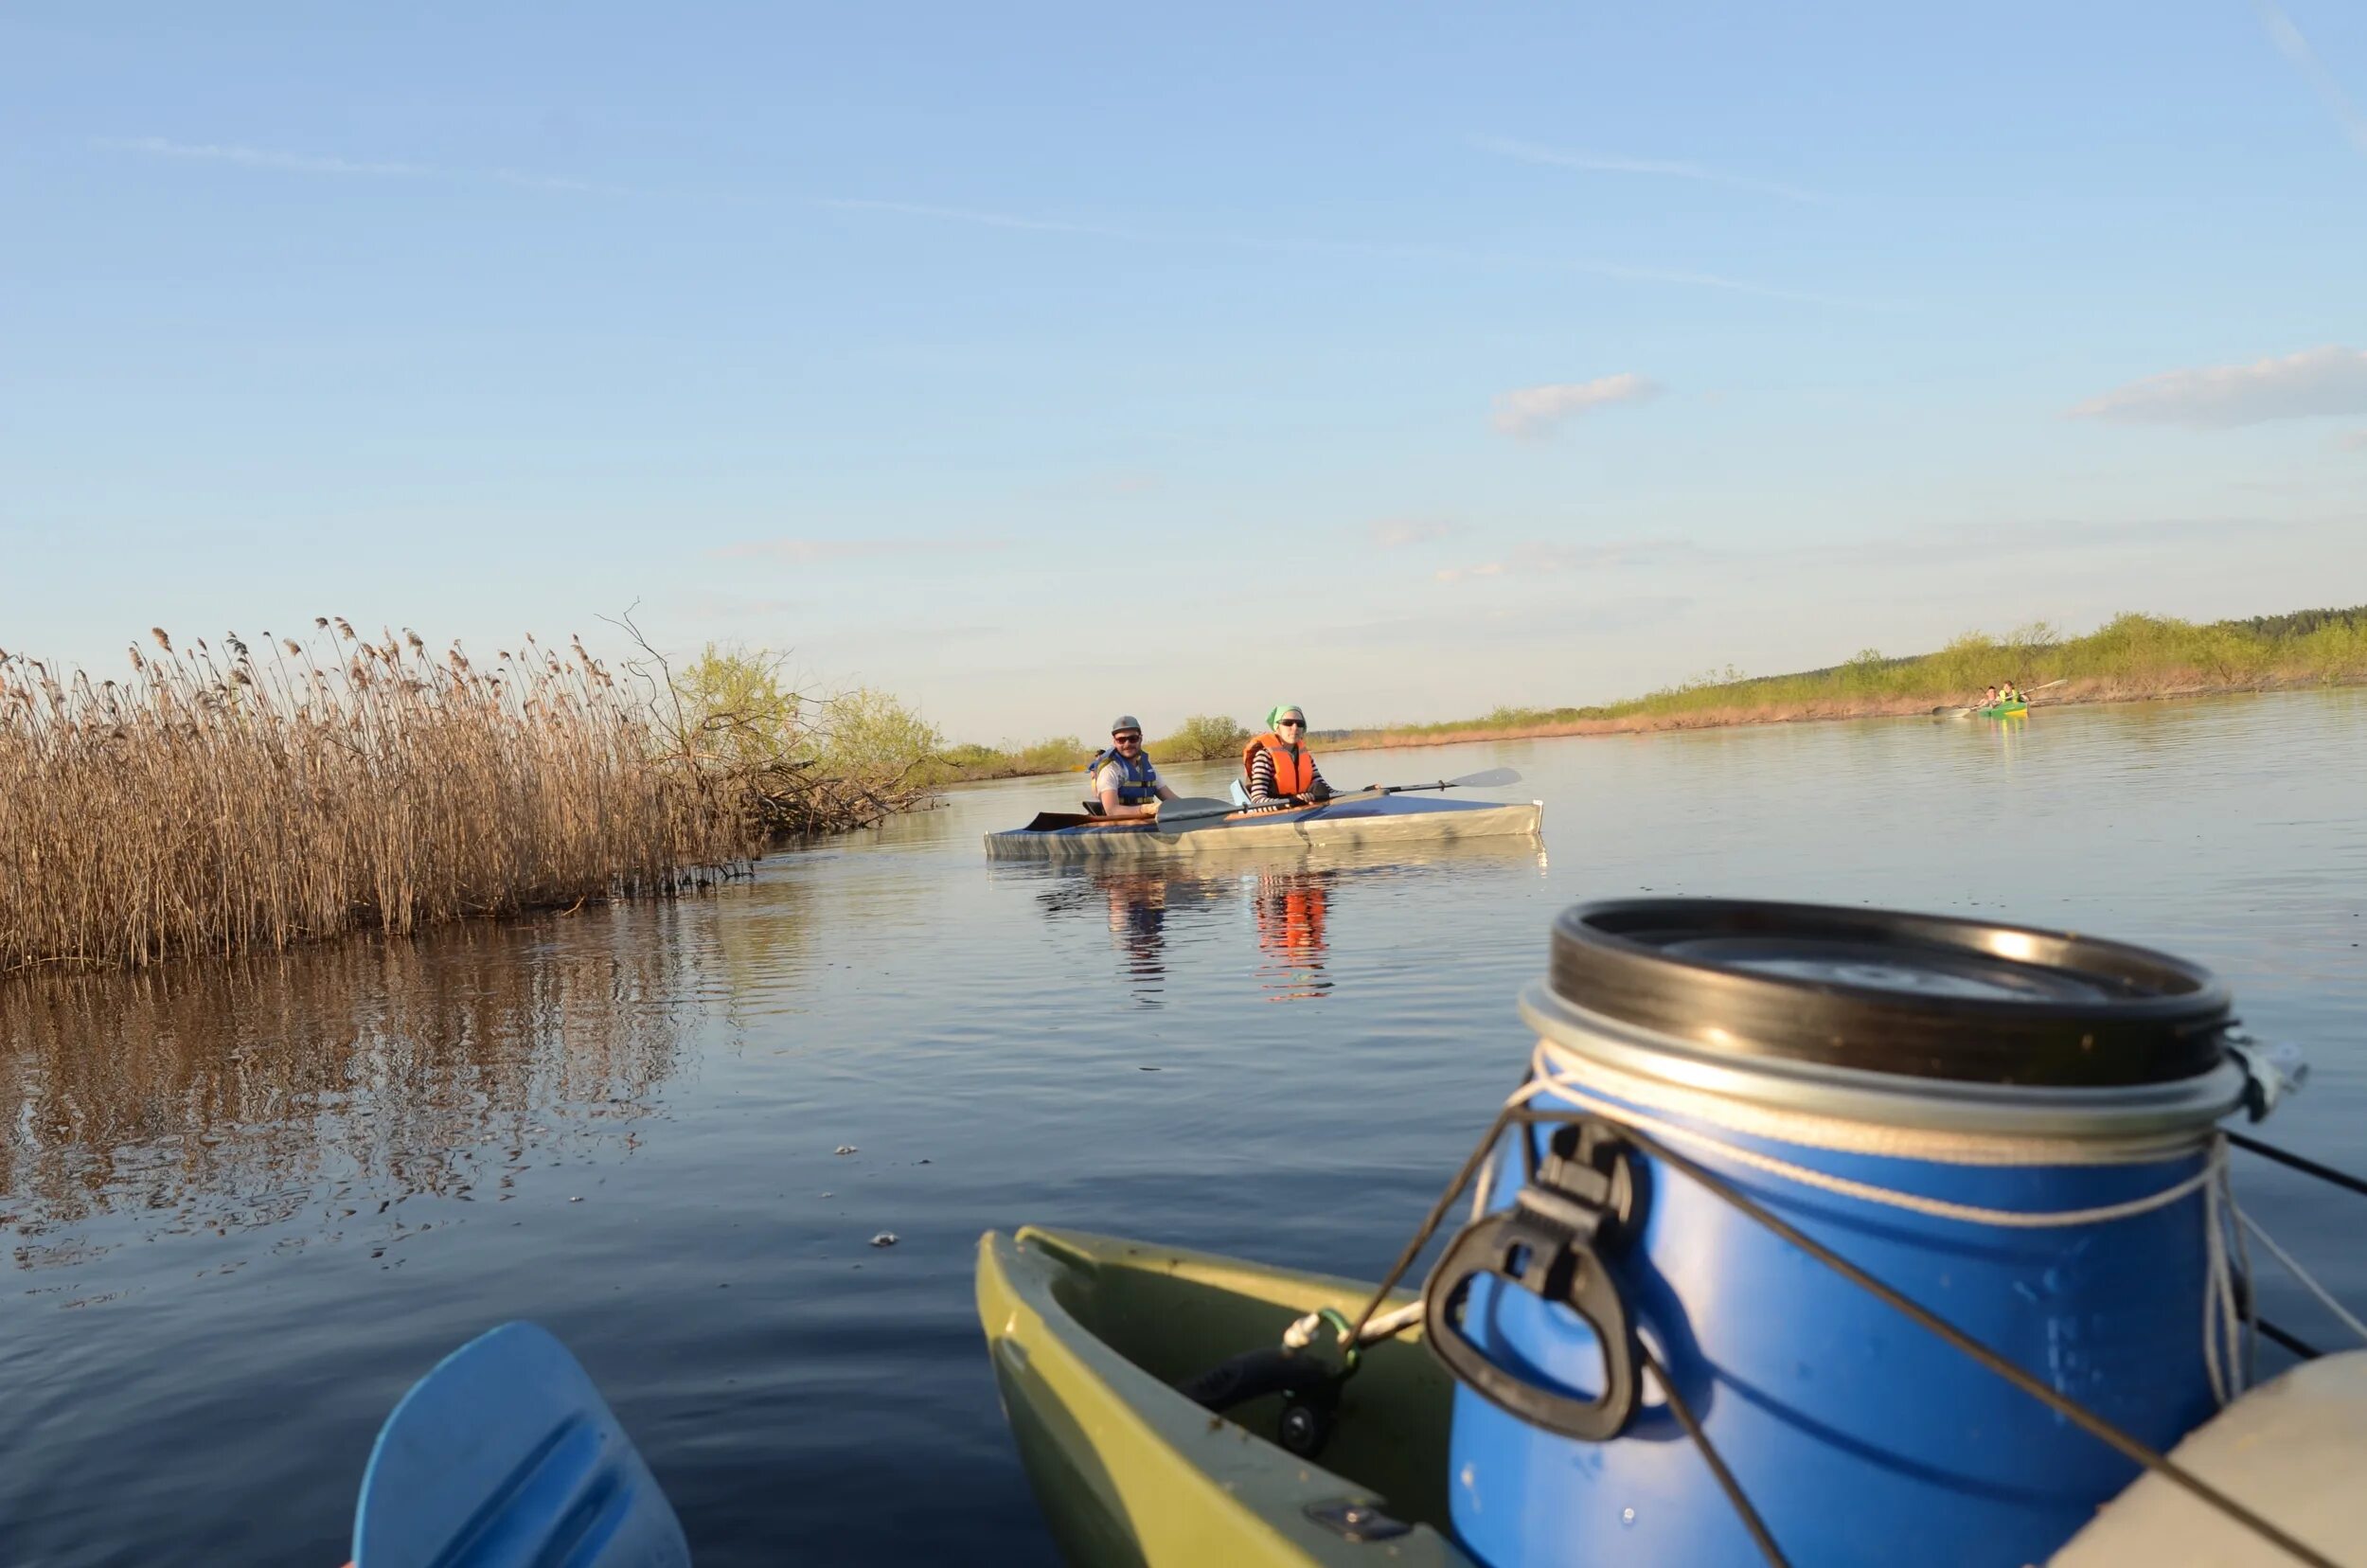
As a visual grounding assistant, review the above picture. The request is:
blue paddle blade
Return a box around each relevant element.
[354,1321,690,1568]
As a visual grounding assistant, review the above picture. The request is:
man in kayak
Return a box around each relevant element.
[1982,686,2000,707]
[1091,716,1178,820]
[1242,704,1336,807]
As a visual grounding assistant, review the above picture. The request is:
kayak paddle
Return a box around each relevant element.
[1150,796,1303,833]
[1153,768,1522,834]
[350,1321,688,1568]
[1370,766,1521,794]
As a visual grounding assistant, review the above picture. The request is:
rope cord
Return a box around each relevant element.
[2227,1130,2367,1198]
[1283,1301,1425,1357]
[1519,1043,2216,1231]
[2238,1206,2367,1345]
[1618,1125,2338,1568]
[2257,1317,2324,1360]
[2204,1155,2246,1405]
[1340,1103,1513,1349]
[2233,1164,2261,1384]
[1643,1346,1790,1568]
[1522,1037,2211,1167]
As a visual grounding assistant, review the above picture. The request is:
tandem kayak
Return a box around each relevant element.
[984,793,1543,863]
[974,1226,1474,1566]
[1975,700,2029,718]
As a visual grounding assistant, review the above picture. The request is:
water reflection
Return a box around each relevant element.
[1023,839,1547,1007]
[1252,868,1333,1003]
[1033,868,1231,1003]
[0,910,706,1248]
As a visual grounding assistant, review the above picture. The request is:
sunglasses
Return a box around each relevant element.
[1112,733,1142,743]
[1277,719,1306,729]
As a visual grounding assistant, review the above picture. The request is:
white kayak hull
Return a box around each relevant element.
[985,799,1544,863]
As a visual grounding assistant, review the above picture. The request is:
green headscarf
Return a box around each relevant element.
[1267,704,1304,732]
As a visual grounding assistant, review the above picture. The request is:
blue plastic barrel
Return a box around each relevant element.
[1432,899,2249,1568]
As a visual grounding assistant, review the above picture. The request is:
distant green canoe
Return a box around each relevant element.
[1976,700,2029,718]
[976,1226,1474,1566]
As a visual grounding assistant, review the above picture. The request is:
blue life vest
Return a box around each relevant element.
[1091,748,1161,805]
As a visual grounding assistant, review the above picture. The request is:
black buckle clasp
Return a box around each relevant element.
[1422,1118,1644,1442]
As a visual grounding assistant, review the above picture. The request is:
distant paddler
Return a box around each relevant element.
[1241,704,1335,807]
[1086,716,1178,820]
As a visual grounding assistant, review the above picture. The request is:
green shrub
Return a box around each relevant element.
[1155,714,1251,760]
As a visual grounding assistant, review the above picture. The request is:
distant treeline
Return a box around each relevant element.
[929,715,1254,784]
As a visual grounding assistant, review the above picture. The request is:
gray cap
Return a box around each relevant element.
[1110,715,1141,734]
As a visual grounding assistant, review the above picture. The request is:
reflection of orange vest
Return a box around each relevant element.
[1241,733,1316,797]
[1256,877,1328,958]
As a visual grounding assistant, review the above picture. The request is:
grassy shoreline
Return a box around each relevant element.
[947,607,2367,777]
[1320,667,2358,753]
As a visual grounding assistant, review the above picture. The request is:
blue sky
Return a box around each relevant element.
[5,2,2364,740]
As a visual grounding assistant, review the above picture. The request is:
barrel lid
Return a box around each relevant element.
[1548,899,2233,1088]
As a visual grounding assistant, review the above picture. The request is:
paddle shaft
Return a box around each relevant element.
[1152,768,1521,831]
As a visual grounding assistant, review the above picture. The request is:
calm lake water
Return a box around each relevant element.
[5,691,2364,1565]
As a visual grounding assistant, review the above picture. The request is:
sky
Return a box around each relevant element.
[4,2,2365,742]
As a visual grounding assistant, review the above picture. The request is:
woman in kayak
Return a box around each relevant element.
[1242,704,1335,807]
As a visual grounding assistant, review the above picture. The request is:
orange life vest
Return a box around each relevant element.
[1241,733,1317,797]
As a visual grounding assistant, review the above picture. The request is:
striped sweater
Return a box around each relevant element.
[1246,745,1330,806]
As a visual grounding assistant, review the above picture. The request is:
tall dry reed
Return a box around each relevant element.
[0,620,752,972]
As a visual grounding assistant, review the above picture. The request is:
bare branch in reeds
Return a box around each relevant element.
[602,611,940,842]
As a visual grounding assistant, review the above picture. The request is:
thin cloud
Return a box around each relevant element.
[1332,594,1693,645]
[1471,135,1826,204]
[2068,347,2367,428]
[98,136,638,196]
[1370,518,1461,548]
[681,589,800,622]
[818,197,1133,238]
[1492,374,1663,437]
[711,538,1011,564]
[1436,539,1692,582]
[2252,0,2367,158]
[99,137,429,178]
[826,197,1887,311]
[1780,514,2320,571]
[2340,429,2367,452]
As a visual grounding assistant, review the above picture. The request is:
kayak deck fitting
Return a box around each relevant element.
[984,793,1544,863]
[975,1227,1473,1567]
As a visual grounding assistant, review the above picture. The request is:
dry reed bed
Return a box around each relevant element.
[0,621,751,973]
